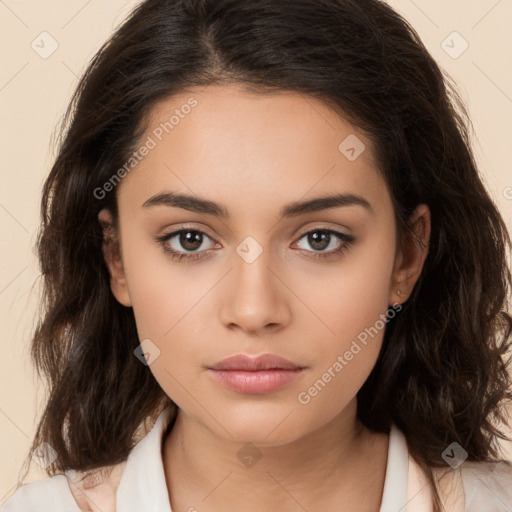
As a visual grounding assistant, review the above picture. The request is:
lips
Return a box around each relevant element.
[207,354,307,394]
[208,353,305,371]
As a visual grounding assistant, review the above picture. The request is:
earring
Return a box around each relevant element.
[397,289,401,296]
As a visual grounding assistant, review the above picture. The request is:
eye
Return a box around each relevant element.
[155,227,218,261]
[293,228,355,260]
[155,225,355,263]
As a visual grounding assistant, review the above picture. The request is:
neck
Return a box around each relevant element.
[162,399,389,512]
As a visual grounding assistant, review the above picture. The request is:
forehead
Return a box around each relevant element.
[116,84,389,217]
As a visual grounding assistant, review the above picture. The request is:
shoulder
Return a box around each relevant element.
[458,460,512,510]
[1,475,81,512]
[2,405,172,512]
[1,462,127,512]
[433,459,512,511]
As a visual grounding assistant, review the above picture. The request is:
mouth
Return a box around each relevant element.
[206,353,307,394]
[208,353,306,371]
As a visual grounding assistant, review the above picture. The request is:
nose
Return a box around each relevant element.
[219,248,292,336]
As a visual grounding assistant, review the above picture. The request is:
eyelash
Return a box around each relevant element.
[154,225,355,263]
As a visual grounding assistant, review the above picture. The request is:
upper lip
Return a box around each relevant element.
[208,354,305,371]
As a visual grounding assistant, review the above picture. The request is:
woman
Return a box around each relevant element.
[3,0,512,510]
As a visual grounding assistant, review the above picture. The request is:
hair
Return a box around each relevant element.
[21,0,512,510]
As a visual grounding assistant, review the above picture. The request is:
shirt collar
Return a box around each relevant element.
[116,406,410,512]
[116,405,175,511]
[379,424,409,512]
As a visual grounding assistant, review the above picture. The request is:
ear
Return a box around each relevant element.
[98,208,132,307]
[389,203,431,305]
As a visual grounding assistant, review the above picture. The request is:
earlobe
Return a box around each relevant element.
[98,208,132,307]
[389,203,431,305]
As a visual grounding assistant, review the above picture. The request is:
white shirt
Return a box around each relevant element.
[2,405,512,511]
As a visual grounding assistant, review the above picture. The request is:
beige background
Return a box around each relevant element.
[1,0,511,504]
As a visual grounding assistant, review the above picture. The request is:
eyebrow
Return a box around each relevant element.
[142,191,374,218]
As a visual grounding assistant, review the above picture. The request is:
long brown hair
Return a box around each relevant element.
[21,1,512,510]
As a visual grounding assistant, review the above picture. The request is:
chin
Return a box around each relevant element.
[206,405,309,447]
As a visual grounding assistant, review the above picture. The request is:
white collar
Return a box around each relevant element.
[379,424,409,511]
[115,405,174,511]
[116,406,410,511]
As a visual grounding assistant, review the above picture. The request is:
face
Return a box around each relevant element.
[99,83,429,446]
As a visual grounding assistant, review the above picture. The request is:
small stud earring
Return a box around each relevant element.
[397,289,401,296]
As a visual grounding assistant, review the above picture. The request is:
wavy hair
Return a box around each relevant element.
[21,0,512,510]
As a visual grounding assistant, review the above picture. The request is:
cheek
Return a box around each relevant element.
[121,227,208,338]
[293,233,396,403]
[120,239,213,390]
[125,262,211,410]
[296,228,396,348]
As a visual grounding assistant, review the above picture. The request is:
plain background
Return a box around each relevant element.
[1,0,511,503]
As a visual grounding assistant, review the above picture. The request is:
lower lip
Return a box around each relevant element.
[207,368,305,394]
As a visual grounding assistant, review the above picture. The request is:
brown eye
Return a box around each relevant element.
[296,229,353,253]
[292,228,355,261]
[305,231,331,251]
[156,228,217,261]
[178,230,204,251]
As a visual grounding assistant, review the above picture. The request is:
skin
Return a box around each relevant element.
[99,83,430,512]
